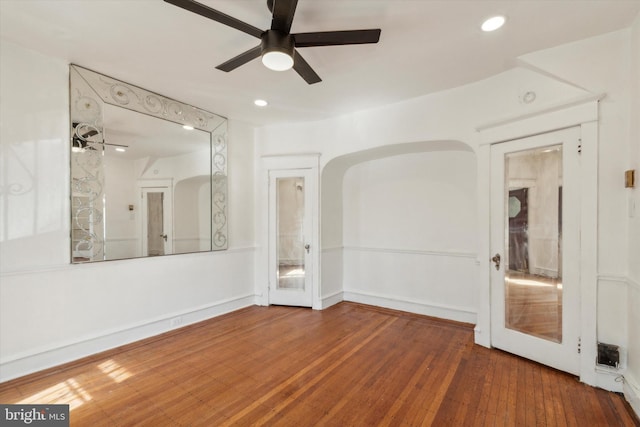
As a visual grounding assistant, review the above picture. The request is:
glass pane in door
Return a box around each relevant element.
[276,177,305,290]
[504,145,563,343]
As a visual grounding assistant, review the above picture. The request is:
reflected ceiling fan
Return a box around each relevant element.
[164,0,381,84]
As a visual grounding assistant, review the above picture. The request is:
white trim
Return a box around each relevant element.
[343,246,476,259]
[343,290,477,324]
[261,152,321,159]
[0,246,256,277]
[476,93,604,133]
[592,366,624,392]
[623,373,640,419]
[478,97,600,145]
[259,154,321,309]
[261,153,321,170]
[578,120,599,387]
[0,295,256,383]
[320,291,344,309]
[597,274,630,284]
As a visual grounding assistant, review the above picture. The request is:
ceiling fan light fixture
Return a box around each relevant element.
[261,30,295,71]
[262,51,294,71]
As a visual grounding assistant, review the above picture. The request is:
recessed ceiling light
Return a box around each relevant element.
[481,16,505,32]
[254,99,268,107]
[183,125,194,130]
[115,147,126,152]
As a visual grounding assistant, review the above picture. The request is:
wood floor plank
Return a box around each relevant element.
[0,302,637,426]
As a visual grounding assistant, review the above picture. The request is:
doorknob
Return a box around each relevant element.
[492,253,501,270]
[304,244,310,254]
[160,234,168,242]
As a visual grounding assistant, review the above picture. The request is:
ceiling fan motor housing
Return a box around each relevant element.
[261,30,295,58]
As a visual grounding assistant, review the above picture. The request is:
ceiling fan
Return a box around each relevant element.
[164,0,381,84]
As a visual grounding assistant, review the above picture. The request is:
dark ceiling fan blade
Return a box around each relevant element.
[292,50,321,85]
[270,0,299,34]
[216,46,262,72]
[164,0,263,39]
[294,29,381,47]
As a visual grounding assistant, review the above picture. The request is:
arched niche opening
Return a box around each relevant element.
[320,140,479,322]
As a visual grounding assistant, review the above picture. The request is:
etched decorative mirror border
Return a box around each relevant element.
[70,64,228,262]
[71,65,226,133]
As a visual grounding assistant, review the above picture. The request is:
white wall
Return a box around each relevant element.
[174,175,211,253]
[341,150,478,322]
[104,155,138,259]
[0,41,257,382]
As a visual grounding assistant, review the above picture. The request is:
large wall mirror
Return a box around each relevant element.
[70,65,228,263]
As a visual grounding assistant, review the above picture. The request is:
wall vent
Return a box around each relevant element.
[596,342,620,369]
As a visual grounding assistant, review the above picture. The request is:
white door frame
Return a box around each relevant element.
[258,154,321,309]
[268,169,314,307]
[476,96,600,386]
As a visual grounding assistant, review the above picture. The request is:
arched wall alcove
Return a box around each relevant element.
[320,139,479,323]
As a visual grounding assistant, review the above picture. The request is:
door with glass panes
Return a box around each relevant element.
[490,127,581,375]
[268,169,313,307]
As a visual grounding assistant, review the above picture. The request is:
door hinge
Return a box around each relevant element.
[578,138,582,155]
[578,337,581,354]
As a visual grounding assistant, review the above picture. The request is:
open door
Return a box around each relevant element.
[490,127,581,375]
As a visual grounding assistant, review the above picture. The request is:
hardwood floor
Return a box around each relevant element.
[505,272,563,343]
[1,302,638,426]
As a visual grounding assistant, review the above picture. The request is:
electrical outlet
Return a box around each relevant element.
[170,316,182,327]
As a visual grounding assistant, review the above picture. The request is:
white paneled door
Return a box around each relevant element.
[490,127,581,375]
[268,169,314,307]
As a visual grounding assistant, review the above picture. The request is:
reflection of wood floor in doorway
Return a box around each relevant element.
[277,264,305,289]
[506,271,563,343]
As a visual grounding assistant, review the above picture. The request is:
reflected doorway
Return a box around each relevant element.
[140,183,173,257]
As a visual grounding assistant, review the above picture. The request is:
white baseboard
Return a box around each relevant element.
[0,294,256,383]
[624,373,640,419]
[319,291,343,309]
[343,290,477,324]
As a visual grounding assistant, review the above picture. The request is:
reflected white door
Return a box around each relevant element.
[141,186,173,256]
[268,169,313,307]
[490,127,581,375]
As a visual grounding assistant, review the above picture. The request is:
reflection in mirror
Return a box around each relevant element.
[70,65,227,263]
[504,145,563,343]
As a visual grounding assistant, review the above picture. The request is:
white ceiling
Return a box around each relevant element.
[1,0,639,126]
